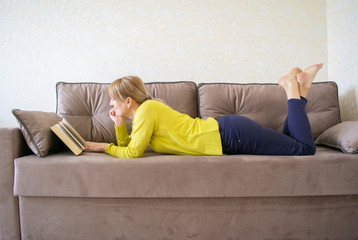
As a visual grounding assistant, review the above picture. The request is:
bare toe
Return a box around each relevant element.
[297,63,323,88]
[304,63,323,75]
[278,67,301,88]
[290,67,303,75]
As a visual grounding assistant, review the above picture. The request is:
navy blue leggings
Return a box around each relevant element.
[217,97,316,155]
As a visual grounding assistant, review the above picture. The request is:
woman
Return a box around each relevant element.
[86,63,323,158]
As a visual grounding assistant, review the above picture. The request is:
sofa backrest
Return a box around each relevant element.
[198,81,341,139]
[57,81,341,143]
[56,81,197,143]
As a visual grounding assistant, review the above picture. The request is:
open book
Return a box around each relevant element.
[51,118,86,155]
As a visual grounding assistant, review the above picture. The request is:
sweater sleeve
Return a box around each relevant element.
[115,123,131,147]
[105,106,155,158]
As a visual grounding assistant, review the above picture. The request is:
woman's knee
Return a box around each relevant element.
[302,144,316,155]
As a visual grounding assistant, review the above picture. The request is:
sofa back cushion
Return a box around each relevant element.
[198,82,341,139]
[56,81,197,143]
[145,81,198,119]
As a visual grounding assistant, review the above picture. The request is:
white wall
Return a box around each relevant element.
[0,0,332,127]
[327,0,358,120]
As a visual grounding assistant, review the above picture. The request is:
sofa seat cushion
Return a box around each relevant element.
[198,82,341,139]
[14,147,358,198]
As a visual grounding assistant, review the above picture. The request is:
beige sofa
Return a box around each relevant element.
[1,81,358,240]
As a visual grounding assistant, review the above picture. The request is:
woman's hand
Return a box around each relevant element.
[109,107,125,126]
[86,141,109,152]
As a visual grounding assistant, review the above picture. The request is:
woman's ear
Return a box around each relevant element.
[126,97,132,108]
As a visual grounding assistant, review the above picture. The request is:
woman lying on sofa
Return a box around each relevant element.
[86,64,323,158]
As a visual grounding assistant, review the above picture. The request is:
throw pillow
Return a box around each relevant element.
[315,121,358,153]
[12,109,65,157]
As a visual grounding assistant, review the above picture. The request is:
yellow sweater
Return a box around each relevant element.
[105,100,223,158]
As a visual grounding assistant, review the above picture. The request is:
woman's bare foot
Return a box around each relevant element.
[297,63,323,98]
[278,67,302,100]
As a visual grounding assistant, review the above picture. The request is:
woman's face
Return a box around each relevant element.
[110,97,129,118]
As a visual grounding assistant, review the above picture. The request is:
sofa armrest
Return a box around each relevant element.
[0,128,31,240]
[315,121,358,153]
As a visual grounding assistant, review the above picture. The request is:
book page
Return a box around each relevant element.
[51,124,83,155]
[59,121,86,150]
[62,119,86,144]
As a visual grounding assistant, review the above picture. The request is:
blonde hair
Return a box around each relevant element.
[108,76,150,104]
